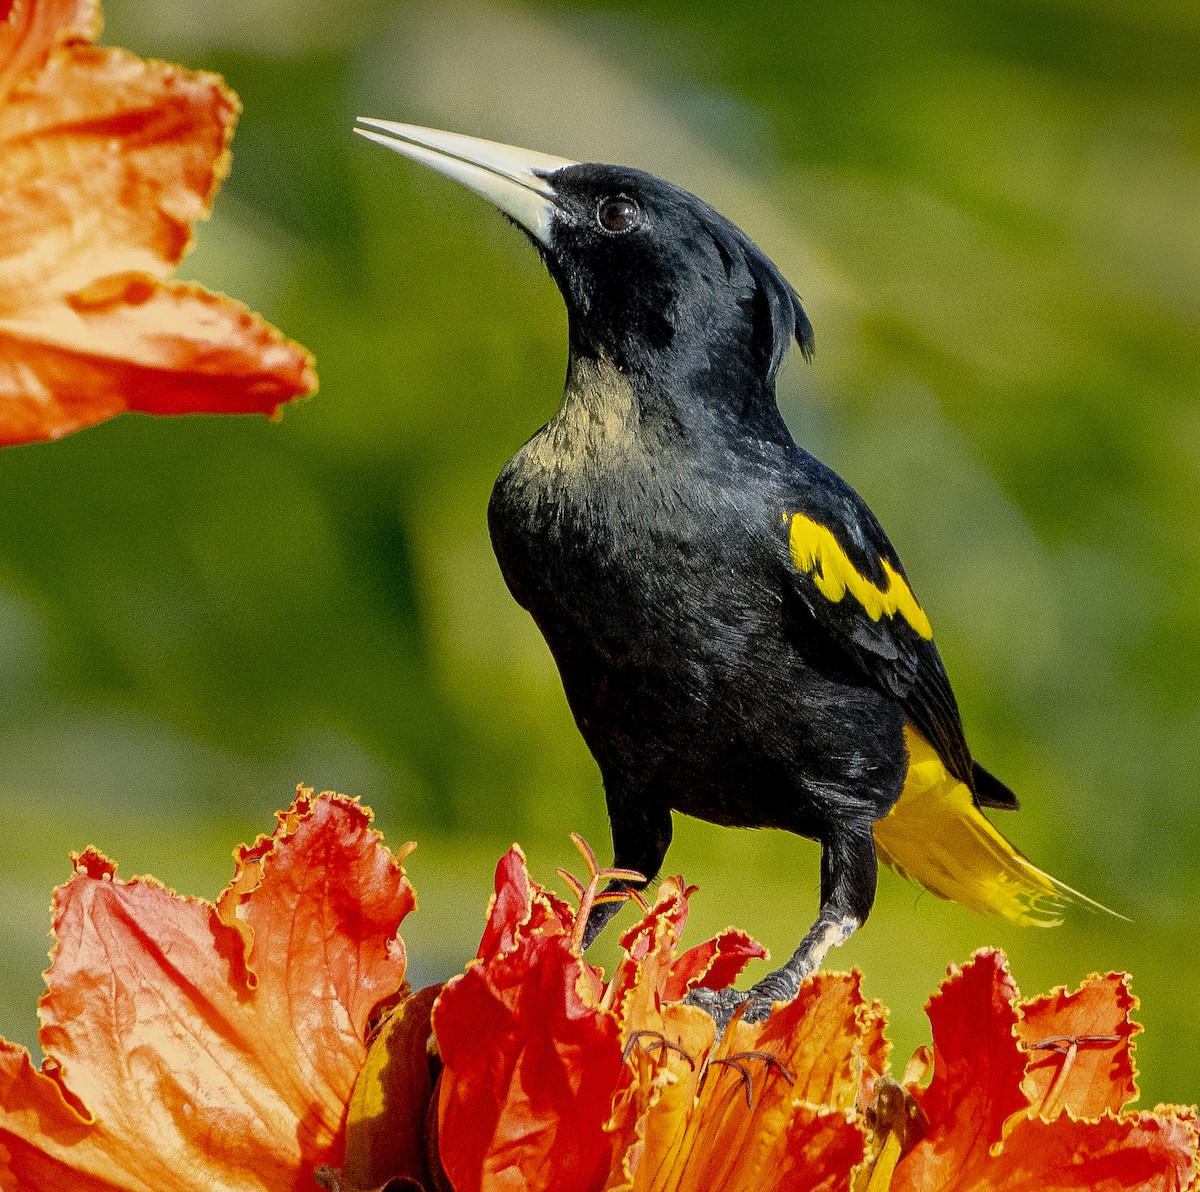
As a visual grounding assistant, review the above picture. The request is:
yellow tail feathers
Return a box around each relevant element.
[872,728,1110,925]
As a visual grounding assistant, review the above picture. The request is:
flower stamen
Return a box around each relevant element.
[561,833,645,953]
[1026,1033,1123,1119]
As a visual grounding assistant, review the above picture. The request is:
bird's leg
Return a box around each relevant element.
[688,820,877,1033]
[742,907,860,1011]
[581,791,672,950]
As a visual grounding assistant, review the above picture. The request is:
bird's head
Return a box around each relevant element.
[356,120,813,424]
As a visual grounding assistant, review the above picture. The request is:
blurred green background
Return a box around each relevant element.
[2,0,1198,1105]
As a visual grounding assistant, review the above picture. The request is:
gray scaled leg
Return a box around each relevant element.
[687,819,877,1034]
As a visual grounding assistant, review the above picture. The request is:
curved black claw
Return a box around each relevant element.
[622,1029,696,1069]
[710,1051,795,1110]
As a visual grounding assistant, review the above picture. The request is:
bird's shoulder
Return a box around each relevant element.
[770,446,977,788]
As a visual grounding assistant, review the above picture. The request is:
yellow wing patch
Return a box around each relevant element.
[787,511,933,639]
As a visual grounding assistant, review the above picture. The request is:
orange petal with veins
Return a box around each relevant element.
[0,0,96,104]
[957,1110,1197,1191]
[0,0,315,445]
[0,789,414,1192]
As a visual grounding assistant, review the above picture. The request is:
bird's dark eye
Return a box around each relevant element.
[597,196,642,234]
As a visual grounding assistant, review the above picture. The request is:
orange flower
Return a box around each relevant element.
[882,950,1198,1192]
[0,0,316,446]
[0,790,415,1190]
[0,795,1195,1192]
[417,848,884,1192]
[345,845,1197,1192]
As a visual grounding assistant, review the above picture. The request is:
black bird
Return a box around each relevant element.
[355,120,1100,1026]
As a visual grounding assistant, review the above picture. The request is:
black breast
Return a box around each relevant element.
[487,387,906,833]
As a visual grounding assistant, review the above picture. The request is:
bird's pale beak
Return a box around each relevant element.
[354,119,576,246]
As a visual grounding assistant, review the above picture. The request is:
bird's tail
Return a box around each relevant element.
[871,728,1116,925]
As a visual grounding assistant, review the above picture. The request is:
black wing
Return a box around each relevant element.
[779,454,1016,810]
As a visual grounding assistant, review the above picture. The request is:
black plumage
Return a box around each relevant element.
[355,121,1088,1027]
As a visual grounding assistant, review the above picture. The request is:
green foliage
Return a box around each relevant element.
[2,0,1197,1102]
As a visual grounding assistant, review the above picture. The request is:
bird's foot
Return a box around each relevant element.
[684,985,776,1036]
[710,1051,794,1110]
[683,985,746,1035]
[738,993,778,1024]
[622,1029,696,1069]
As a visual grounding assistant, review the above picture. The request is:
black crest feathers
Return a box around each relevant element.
[703,209,815,380]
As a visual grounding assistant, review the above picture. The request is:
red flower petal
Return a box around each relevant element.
[0,0,315,446]
[662,929,768,1002]
[723,972,881,1109]
[981,1110,1197,1191]
[436,935,624,1192]
[0,789,414,1191]
[891,949,1029,1191]
[476,845,572,962]
[435,849,624,1192]
[1018,972,1140,1119]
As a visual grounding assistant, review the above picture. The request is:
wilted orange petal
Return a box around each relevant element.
[436,847,623,1192]
[662,929,768,1002]
[341,985,442,1192]
[606,878,691,1032]
[979,1109,1197,1191]
[0,2,315,445]
[621,878,688,953]
[858,996,893,1108]
[891,949,1028,1191]
[0,790,414,1192]
[1018,972,1140,1120]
